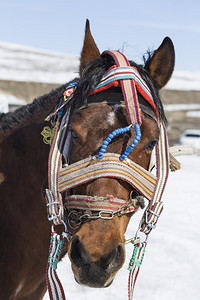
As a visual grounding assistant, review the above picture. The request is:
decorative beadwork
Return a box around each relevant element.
[120,124,141,161]
[59,82,77,119]
[98,125,132,159]
[98,124,141,160]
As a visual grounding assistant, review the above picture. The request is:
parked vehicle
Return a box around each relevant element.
[180,129,200,151]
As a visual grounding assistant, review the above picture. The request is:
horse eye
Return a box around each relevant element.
[71,130,80,141]
[145,139,158,151]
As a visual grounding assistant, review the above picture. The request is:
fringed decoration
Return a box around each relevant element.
[46,232,66,300]
[128,241,147,300]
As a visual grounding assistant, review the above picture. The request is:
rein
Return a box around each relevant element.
[44,50,184,300]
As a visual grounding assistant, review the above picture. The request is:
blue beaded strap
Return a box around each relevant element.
[98,125,132,159]
[98,124,141,161]
[120,124,141,161]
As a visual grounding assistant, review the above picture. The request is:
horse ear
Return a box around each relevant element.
[145,37,175,89]
[79,19,101,75]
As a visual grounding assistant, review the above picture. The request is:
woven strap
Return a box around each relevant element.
[64,195,139,213]
[140,122,169,234]
[46,232,66,300]
[91,65,158,120]
[169,145,194,171]
[101,50,142,126]
[45,84,78,300]
[127,122,169,299]
[45,83,77,226]
[59,153,157,201]
[128,242,147,300]
[45,108,71,225]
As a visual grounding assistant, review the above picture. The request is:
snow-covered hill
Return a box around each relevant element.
[0,41,200,91]
[166,70,200,91]
[0,41,79,84]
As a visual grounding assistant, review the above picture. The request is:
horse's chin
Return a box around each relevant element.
[71,261,116,288]
[73,274,114,288]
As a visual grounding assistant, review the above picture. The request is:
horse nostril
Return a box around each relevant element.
[101,245,124,270]
[70,237,91,267]
[116,244,123,257]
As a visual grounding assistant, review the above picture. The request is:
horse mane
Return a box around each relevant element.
[0,83,72,133]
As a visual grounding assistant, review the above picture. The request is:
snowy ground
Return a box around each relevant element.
[44,155,200,300]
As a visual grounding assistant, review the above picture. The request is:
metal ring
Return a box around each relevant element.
[99,211,114,220]
[68,210,82,229]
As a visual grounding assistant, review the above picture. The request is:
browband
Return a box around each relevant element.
[78,96,157,123]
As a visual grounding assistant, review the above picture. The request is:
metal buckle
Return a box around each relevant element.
[148,209,160,218]
[145,211,157,230]
[146,222,156,230]
[125,229,148,245]
[47,204,62,222]
[62,220,72,241]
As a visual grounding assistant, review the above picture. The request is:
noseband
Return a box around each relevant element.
[43,50,182,300]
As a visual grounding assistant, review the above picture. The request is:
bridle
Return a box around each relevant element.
[61,152,156,230]
[43,50,183,300]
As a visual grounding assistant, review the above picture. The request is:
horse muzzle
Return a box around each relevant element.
[68,234,125,288]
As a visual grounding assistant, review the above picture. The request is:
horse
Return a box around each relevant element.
[0,20,175,300]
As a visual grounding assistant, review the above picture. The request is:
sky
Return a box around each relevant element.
[0,0,200,71]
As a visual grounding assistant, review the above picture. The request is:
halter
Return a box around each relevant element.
[43,50,183,300]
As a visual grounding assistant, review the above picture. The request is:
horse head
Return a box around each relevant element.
[65,20,175,288]
[0,20,176,299]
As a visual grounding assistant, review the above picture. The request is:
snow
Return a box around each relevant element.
[43,155,200,300]
[0,41,200,91]
[166,70,200,91]
[0,41,79,84]
[186,111,200,118]
[164,104,200,112]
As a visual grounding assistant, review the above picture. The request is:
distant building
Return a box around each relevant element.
[0,93,25,113]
